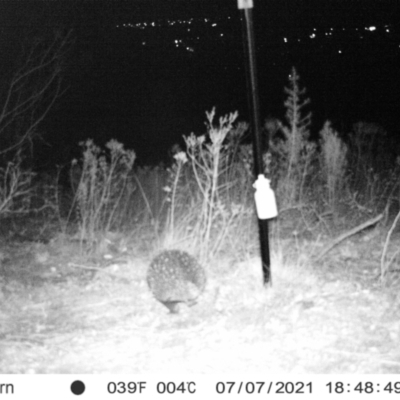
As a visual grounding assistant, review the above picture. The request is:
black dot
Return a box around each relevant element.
[71,380,85,395]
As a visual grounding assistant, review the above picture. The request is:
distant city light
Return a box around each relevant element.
[112,17,395,56]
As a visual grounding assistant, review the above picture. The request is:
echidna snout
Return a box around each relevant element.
[147,250,206,313]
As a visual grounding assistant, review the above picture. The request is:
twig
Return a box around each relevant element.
[68,262,105,272]
[68,262,131,283]
[380,209,400,282]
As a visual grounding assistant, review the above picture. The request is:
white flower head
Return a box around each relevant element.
[173,151,188,164]
[106,139,123,151]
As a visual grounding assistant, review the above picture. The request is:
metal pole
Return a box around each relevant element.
[238,0,271,285]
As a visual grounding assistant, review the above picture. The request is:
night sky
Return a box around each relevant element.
[1,0,399,167]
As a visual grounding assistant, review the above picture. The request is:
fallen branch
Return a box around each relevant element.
[314,212,384,261]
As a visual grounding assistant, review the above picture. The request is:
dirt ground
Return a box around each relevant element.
[0,226,400,374]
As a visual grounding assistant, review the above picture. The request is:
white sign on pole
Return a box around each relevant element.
[238,0,253,9]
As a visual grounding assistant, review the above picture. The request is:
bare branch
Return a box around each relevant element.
[0,29,73,158]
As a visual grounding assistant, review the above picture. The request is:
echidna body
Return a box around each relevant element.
[147,250,206,313]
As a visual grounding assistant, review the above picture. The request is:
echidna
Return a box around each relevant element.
[147,250,206,313]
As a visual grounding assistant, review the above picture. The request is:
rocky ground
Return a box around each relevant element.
[1,224,399,374]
